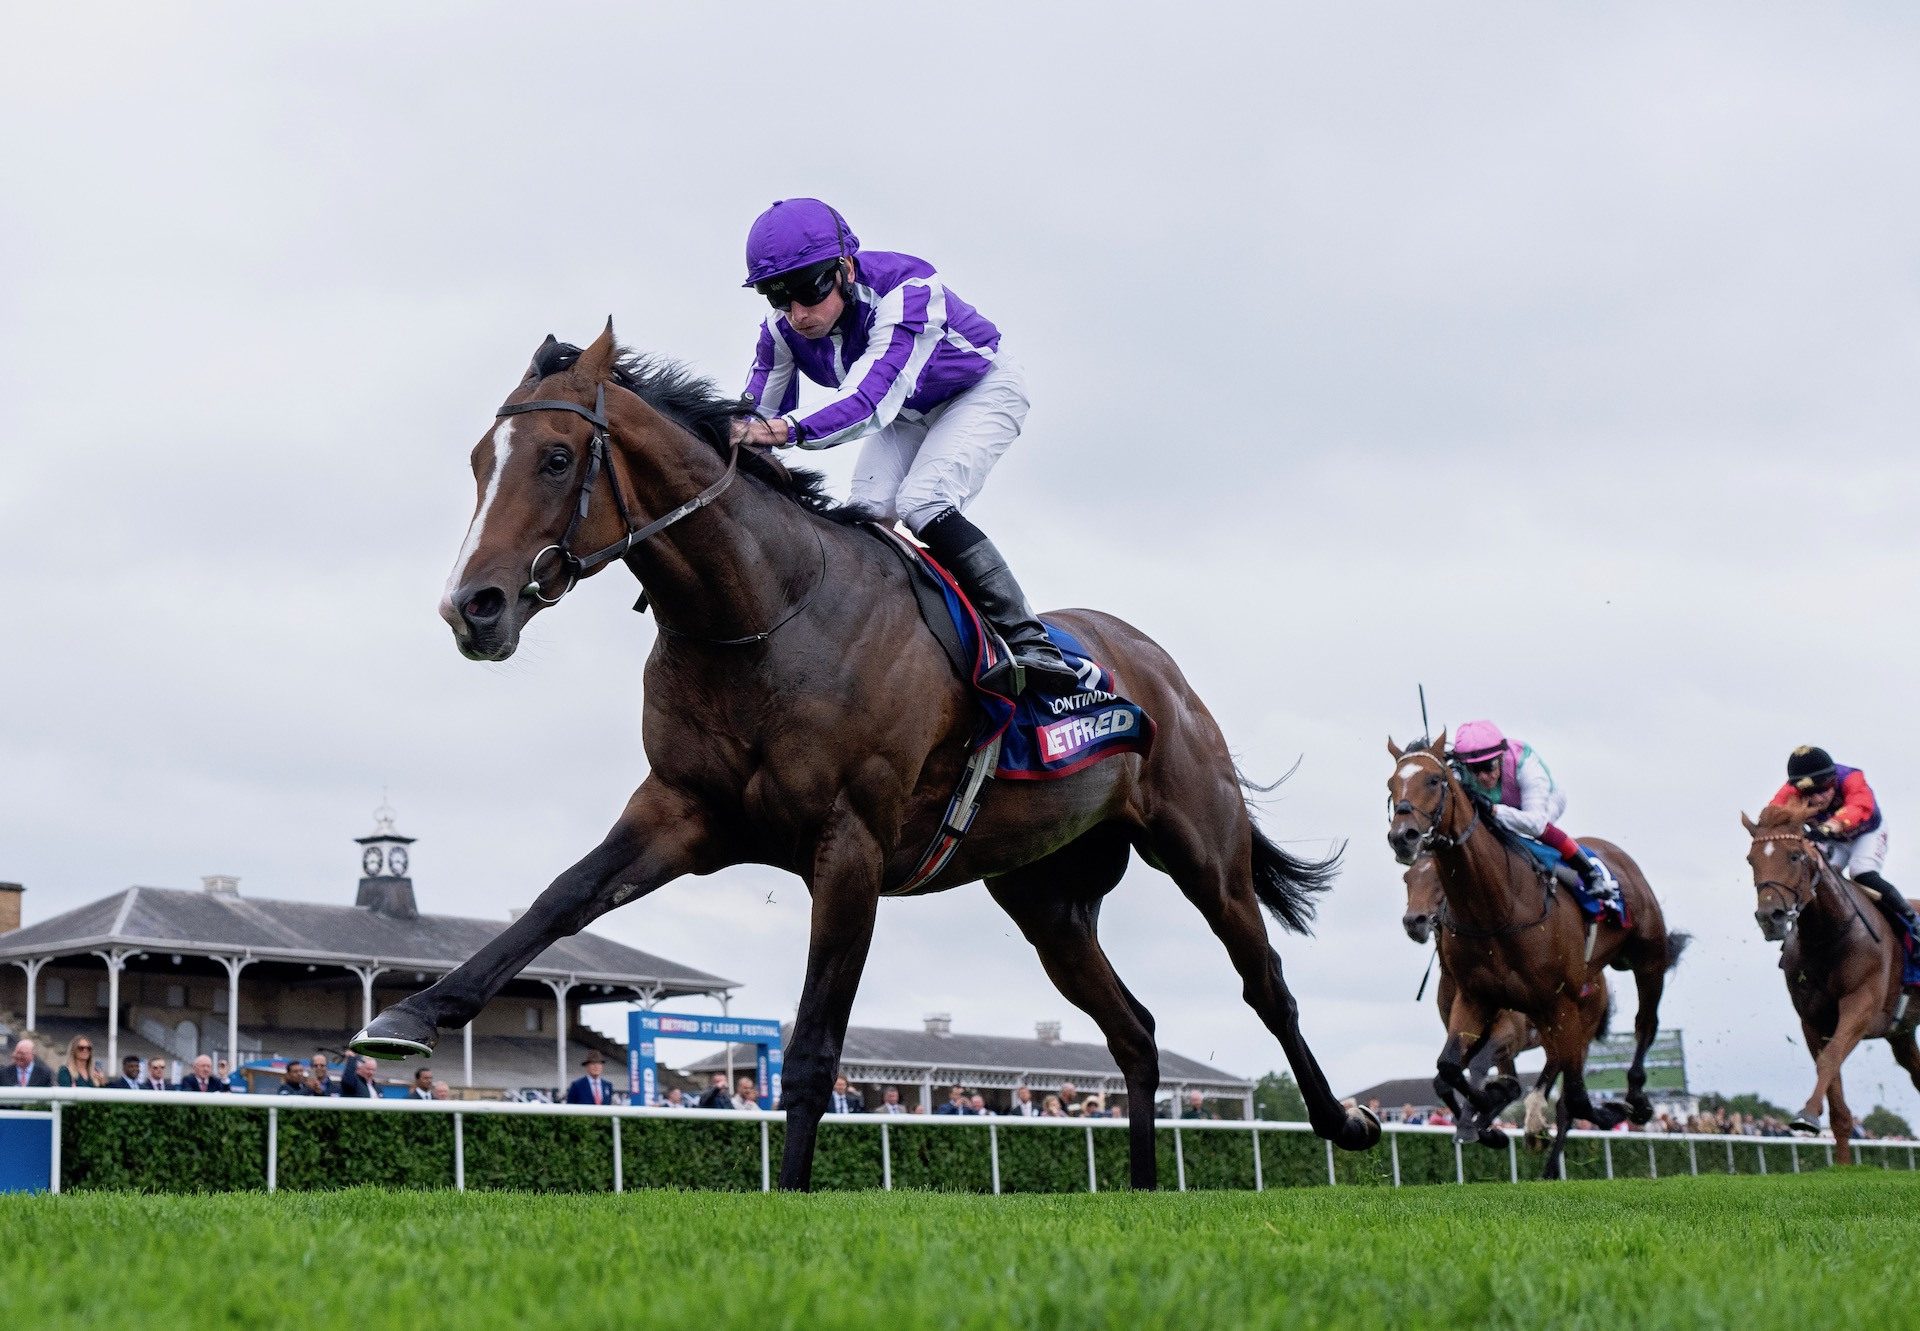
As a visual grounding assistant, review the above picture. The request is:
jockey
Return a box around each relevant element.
[1769,746,1916,933]
[1451,721,1612,901]
[732,198,1078,696]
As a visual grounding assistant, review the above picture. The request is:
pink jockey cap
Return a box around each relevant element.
[1452,720,1508,763]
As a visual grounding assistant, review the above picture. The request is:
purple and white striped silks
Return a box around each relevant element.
[743,250,1001,449]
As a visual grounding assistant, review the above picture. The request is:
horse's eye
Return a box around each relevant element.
[542,449,572,476]
[1426,774,1442,787]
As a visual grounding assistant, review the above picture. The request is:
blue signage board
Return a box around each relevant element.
[0,1114,52,1193]
[628,1011,783,1109]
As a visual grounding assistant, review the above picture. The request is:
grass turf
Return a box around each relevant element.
[3,1171,1912,1328]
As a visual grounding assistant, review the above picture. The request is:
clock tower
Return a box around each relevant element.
[354,800,419,920]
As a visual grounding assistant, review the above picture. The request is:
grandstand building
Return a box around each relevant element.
[0,807,735,1097]
[687,1014,1256,1117]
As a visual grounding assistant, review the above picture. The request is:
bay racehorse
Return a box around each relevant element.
[1743,800,1920,1159]
[1402,854,1565,1147]
[1386,734,1685,1178]
[349,323,1379,1188]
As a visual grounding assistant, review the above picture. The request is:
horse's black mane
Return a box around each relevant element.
[530,337,866,526]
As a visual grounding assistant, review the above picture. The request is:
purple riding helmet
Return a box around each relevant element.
[742,198,860,286]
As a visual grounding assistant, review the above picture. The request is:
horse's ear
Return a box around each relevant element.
[1387,737,1404,760]
[1740,811,1759,835]
[523,334,560,383]
[573,317,618,382]
[1430,729,1448,756]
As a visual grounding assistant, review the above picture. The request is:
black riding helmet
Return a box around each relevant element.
[1786,745,1836,793]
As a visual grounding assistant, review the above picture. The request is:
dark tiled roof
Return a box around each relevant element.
[688,1023,1248,1088]
[1346,1077,1445,1109]
[0,886,734,993]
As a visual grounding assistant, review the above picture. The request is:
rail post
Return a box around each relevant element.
[49,1102,62,1195]
[1326,1137,1336,1186]
[453,1112,465,1192]
[611,1118,623,1193]
[1726,1139,1735,1173]
[1085,1124,1097,1193]
[989,1122,1001,1196]
[1687,1137,1698,1175]
[267,1106,278,1193]
[1508,1135,1518,1183]
[881,1121,892,1191]
[1826,1143,1834,1167]
[1454,1139,1464,1184]
[760,1121,771,1193]
[1389,1129,1401,1187]
[1603,1135,1613,1180]
[1174,1125,1186,1192]
[1253,1128,1264,1192]
[1790,1141,1799,1173]
[1648,1138,1657,1179]
[1755,1142,1765,1176]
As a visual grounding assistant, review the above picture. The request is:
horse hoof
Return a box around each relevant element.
[1789,1115,1822,1136]
[1626,1098,1654,1126]
[349,1006,438,1060]
[1478,1126,1510,1150]
[1336,1105,1382,1152]
[1484,1075,1522,1106]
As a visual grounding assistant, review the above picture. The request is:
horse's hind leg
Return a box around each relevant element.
[1889,1029,1920,1097]
[1622,959,1667,1125]
[1138,812,1377,1151]
[990,826,1160,1186]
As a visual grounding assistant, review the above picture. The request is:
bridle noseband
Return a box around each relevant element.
[1750,828,1863,940]
[494,383,740,606]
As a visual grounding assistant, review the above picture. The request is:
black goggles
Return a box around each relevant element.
[755,259,841,310]
[1793,774,1836,794]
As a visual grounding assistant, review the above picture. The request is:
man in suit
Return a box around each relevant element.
[276,1061,311,1095]
[695,1073,732,1109]
[144,1056,173,1092]
[339,1056,380,1099]
[1007,1085,1040,1117]
[6,1038,53,1089]
[934,1084,969,1115]
[827,1075,864,1115]
[566,1053,617,1106]
[877,1087,906,1114]
[176,1054,227,1094]
[112,1055,144,1090]
[308,1052,338,1096]
[408,1068,435,1100]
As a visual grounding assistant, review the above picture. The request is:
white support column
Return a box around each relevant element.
[213,955,251,1070]
[17,957,47,1033]
[347,964,388,1032]
[463,1022,474,1089]
[91,949,133,1068]
[542,977,576,1096]
[721,993,734,1090]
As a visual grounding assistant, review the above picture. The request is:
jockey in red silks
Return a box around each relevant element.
[1768,745,1916,933]
[1452,720,1611,901]
[731,197,1078,697]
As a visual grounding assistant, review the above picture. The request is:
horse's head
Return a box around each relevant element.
[1742,801,1823,942]
[1401,854,1440,943]
[441,324,640,660]
[1385,732,1452,865]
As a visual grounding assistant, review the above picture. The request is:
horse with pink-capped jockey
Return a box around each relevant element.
[1450,719,1613,906]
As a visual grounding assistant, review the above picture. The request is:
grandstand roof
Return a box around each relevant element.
[687,1021,1250,1092]
[0,884,736,995]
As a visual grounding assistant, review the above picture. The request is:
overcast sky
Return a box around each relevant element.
[4,4,1917,1115]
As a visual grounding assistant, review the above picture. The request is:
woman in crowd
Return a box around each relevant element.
[1041,1094,1066,1118]
[57,1036,104,1087]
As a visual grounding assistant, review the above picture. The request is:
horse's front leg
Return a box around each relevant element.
[1793,994,1876,1135]
[778,811,885,1191]
[352,778,717,1056]
[1437,988,1498,1143]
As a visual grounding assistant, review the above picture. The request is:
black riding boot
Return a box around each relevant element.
[1859,872,1916,932]
[918,508,1080,696]
[1566,850,1614,903]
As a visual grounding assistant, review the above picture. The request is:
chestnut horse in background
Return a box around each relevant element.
[1743,801,1920,1158]
[1403,855,1569,1147]
[1387,734,1686,1178]
[349,324,1379,1188]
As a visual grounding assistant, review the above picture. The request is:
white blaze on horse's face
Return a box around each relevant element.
[443,419,516,617]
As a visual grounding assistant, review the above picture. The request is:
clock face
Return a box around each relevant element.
[388,846,409,877]
[362,846,384,877]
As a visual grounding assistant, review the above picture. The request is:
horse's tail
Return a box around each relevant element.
[1250,822,1342,936]
[1664,930,1693,972]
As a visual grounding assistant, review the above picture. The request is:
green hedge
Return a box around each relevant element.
[41,1104,1914,1194]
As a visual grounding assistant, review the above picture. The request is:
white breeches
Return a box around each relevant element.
[849,356,1029,532]
[1823,828,1890,878]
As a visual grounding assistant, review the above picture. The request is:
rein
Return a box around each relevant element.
[1751,829,1879,945]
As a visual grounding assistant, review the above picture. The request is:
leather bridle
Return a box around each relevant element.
[1391,751,1480,857]
[1751,828,1856,940]
[495,383,740,606]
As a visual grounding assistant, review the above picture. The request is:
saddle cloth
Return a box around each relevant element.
[1512,836,1632,930]
[868,525,1154,780]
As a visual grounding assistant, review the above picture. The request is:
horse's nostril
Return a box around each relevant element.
[463,587,507,625]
